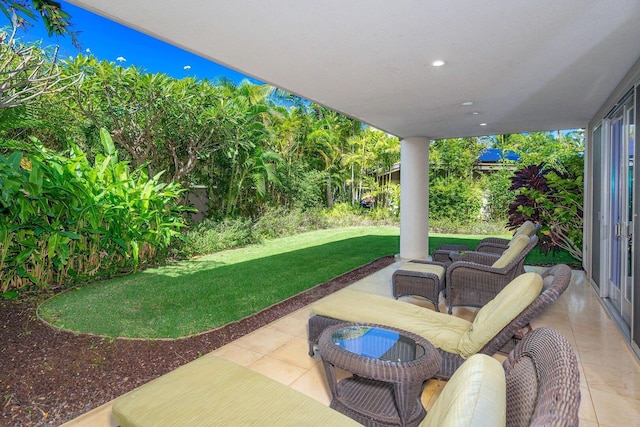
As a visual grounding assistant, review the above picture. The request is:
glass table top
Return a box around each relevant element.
[331,325,426,362]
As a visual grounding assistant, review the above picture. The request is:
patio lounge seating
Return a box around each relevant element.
[444,234,539,313]
[432,220,540,263]
[502,326,580,427]
[111,352,362,426]
[422,326,580,427]
[309,264,571,379]
[110,326,577,427]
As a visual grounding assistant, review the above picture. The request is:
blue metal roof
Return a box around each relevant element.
[478,149,520,162]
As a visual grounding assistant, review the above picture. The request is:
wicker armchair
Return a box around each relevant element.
[445,234,538,313]
[420,326,580,427]
[432,221,540,262]
[503,327,580,426]
[309,264,571,380]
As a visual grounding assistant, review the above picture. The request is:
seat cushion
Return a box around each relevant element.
[420,354,506,427]
[398,262,445,278]
[457,272,543,358]
[312,289,471,353]
[112,353,360,427]
[492,234,530,268]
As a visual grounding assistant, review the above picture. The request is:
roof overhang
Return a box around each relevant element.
[67,0,640,139]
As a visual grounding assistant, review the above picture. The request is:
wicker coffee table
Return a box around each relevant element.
[318,322,441,427]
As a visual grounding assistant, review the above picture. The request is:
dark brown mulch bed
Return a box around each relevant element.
[0,255,395,427]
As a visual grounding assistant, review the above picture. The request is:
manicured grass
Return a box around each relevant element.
[39,227,579,339]
[39,226,399,339]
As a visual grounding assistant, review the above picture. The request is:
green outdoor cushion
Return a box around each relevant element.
[112,353,360,427]
[420,354,506,427]
[457,272,543,358]
[492,234,530,268]
[400,262,445,278]
[312,289,471,353]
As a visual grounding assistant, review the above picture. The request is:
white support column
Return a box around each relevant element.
[399,137,430,260]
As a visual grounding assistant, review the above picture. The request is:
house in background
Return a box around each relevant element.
[377,147,521,185]
[68,1,640,360]
[475,149,520,174]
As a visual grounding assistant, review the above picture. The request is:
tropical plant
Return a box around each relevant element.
[0,0,76,43]
[0,129,188,292]
[507,155,583,260]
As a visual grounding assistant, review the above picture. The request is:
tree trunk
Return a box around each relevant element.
[326,174,333,209]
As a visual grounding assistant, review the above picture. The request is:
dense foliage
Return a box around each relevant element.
[0,130,187,293]
[507,155,584,260]
[0,20,587,293]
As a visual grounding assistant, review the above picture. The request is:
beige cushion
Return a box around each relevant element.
[493,234,530,268]
[400,262,445,278]
[112,353,360,427]
[513,220,535,238]
[457,272,543,358]
[312,289,471,353]
[421,354,506,427]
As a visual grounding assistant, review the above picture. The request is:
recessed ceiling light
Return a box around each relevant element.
[431,60,445,67]
[479,123,487,126]
[472,111,479,115]
[461,101,473,106]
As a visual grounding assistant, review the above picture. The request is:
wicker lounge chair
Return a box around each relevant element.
[503,327,580,426]
[432,220,540,262]
[309,264,571,379]
[421,326,580,427]
[444,234,538,313]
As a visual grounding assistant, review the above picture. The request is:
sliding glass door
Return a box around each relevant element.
[607,95,634,325]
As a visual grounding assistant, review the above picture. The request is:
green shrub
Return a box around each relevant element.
[172,217,260,258]
[253,206,328,239]
[0,130,188,292]
[483,170,516,222]
[429,176,483,222]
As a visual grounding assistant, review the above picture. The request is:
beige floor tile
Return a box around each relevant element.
[212,342,263,366]
[582,362,640,400]
[267,315,308,337]
[247,355,308,385]
[590,388,640,425]
[289,363,333,405]
[578,386,598,423]
[420,378,446,411]
[288,305,314,320]
[270,337,320,369]
[60,402,116,427]
[579,347,640,373]
[233,327,293,355]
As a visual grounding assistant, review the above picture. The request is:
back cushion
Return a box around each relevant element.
[421,354,506,427]
[457,272,543,358]
[493,235,530,268]
[508,221,535,246]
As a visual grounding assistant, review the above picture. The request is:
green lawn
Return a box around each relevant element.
[39,226,579,339]
[39,226,399,339]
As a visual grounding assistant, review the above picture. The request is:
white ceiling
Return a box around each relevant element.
[68,0,640,140]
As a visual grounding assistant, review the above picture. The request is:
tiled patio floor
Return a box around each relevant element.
[63,260,640,426]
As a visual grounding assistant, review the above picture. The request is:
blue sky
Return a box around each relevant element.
[12,1,256,83]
